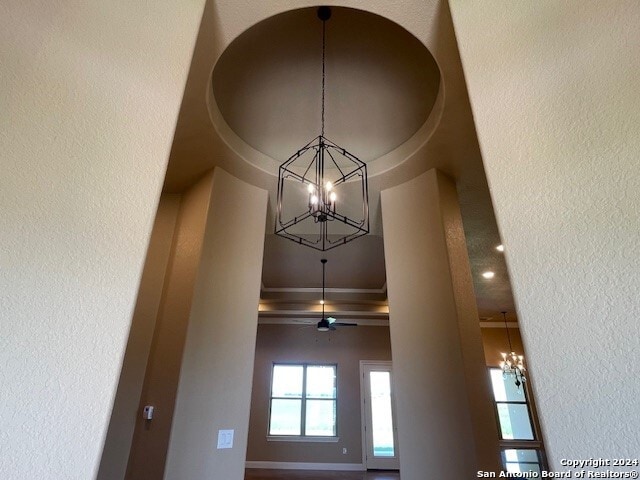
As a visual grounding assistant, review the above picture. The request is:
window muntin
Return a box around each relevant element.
[269,364,337,437]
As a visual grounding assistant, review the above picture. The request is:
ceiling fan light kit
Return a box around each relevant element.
[275,6,369,251]
[316,317,332,332]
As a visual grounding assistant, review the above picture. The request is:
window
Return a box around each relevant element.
[489,368,534,440]
[489,368,545,473]
[502,449,543,475]
[269,364,337,438]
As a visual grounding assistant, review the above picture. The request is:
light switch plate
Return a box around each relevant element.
[217,429,234,449]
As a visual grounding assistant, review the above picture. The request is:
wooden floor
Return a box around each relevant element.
[245,469,400,480]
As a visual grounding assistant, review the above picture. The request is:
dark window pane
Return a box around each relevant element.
[504,449,541,475]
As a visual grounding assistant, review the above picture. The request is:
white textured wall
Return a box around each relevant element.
[0,1,205,478]
[449,0,640,468]
[164,168,267,480]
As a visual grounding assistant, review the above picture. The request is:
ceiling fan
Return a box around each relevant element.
[317,259,357,332]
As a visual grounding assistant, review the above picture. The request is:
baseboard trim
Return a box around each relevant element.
[245,461,365,471]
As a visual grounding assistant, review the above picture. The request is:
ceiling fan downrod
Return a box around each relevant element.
[318,259,331,331]
[316,258,357,332]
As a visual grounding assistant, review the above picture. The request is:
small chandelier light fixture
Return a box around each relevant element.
[499,311,527,389]
[275,6,369,251]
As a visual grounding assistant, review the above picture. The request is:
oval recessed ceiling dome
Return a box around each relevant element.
[211,6,441,166]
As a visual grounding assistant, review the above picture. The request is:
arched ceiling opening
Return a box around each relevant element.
[162,0,517,324]
[211,6,441,174]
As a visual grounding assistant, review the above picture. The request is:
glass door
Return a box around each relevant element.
[360,361,399,470]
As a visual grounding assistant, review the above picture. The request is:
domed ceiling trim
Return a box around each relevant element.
[206,6,444,181]
[206,73,445,181]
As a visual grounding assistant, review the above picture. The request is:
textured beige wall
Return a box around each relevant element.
[98,195,181,480]
[481,328,525,368]
[0,1,205,478]
[164,168,267,480]
[381,169,490,479]
[246,324,392,464]
[449,0,640,469]
[125,172,214,480]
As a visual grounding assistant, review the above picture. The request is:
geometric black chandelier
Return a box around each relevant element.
[275,6,369,251]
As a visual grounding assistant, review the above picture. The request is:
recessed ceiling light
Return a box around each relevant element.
[482,271,495,279]
[496,244,505,252]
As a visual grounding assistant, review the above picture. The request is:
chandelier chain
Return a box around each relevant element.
[321,16,326,137]
[274,7,369,251]
[322,259,326,317]
[503,311,514,352]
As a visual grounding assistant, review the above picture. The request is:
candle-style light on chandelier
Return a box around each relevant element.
[275,6,369,251]
[499,311,527,389]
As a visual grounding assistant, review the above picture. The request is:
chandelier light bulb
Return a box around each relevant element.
[482,271,495,279]
[308,183,316,194]
[325,181,333,191]
[311,195,318,205]
[330,191,337,202]
[496,244,505,252]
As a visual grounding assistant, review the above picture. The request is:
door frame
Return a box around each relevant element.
[359,360,400,470]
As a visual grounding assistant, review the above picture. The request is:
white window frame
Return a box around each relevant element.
[488,367,546,472]
[267,363,339,442]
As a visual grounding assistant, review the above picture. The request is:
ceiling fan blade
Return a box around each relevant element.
[334,322,357,327]
[329,324,337,331]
